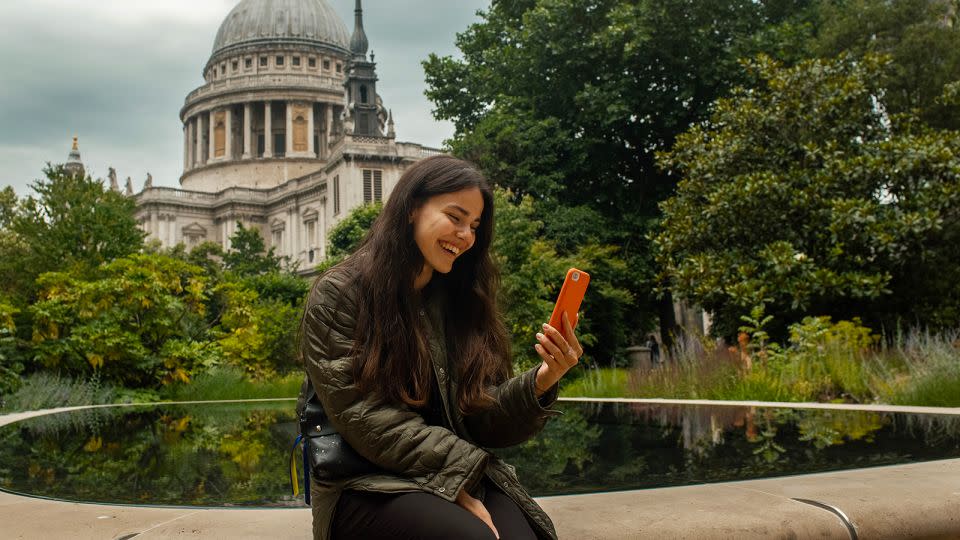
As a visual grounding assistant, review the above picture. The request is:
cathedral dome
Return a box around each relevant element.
[211,0,350,56]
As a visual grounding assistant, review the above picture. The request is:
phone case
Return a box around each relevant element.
[548,268,591,335]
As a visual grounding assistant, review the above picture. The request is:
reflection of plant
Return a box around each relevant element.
[0,403,298,506]
[797,410,885,449]
[498,407,601,491]
[748,412,787,464]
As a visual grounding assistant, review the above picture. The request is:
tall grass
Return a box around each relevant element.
[160,367,302,401]
[561,328,960,406]
[1,372,118,412]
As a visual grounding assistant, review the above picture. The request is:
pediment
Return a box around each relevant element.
[182,222,207,236]
[271,218,286,231]
[302,207,319,221]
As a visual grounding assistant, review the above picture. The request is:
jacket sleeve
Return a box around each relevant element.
[464,365,562,449]
[303,277,489,502]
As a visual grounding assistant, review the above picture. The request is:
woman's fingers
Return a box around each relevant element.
[456,490,500,539]
[539,322,578,368]
[561,311,584,357]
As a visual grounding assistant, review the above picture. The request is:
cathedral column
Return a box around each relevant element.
[224,108,233,160]
[264,102,273,158]
[208,110,215,163]
[195,116,204,166]
[307,103,316,157]
[319,105,328,159]
[167,215,176,246]
[293,207,302,262]
[183,125,189,171]
[326,105,334,156]
[319,197,327,259]
[242,103,252,159]
[285,101,294,157]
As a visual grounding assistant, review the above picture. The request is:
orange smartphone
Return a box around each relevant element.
[548,268,590,337]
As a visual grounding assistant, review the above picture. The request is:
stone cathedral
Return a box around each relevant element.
[132,0,441,273]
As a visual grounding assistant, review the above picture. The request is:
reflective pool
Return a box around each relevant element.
[1,400,958,507]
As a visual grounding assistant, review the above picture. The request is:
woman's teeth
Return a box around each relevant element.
[440,241,460,255]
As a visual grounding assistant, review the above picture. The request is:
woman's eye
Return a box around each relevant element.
[447,214,460,223]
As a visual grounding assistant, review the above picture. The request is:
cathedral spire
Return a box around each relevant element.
[64,136,85,177]
[349,0,369,60]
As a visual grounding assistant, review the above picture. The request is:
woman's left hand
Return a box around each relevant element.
[533,311,583,396]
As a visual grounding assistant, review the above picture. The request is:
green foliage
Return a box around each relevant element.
[28,253,217,387]
[326,202,382,261]
[492,190,634,371]
[223,222,284,276]
[215,282,302,379]
[0,186,16,229]
[811,0,960,130]
[160,366,302,401]
[0,297,22,397]
[560,368,630,398]
[5,165,144,303]
[1,372,118,412]
[424,0,815,340]
[656,54,960,337]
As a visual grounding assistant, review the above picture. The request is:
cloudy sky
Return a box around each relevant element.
[0,0,489,197]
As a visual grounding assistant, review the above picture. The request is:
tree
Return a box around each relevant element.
[6,165,144,302]
[327,203,382,259]
[0,296,21,397]
[654,54,960,337]
[423,0,810,344]
[810,0,960,130]
[29,253,217,387]
[222,222,284,277]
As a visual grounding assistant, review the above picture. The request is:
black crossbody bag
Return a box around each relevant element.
[292,383,378,504]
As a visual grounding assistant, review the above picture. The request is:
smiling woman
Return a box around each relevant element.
[296,155,584,540]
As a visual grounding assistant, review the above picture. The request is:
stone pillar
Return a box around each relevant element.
[322,103,334,159]
[224,108,233,160]
[183,125,189,171]
[195,116,204,166]
[319,197,327,259]
[208,110,215,163]
[221,220,229,250]
[319,105,328,159]
[167,215,176,246]
[285,101,294,158]
[293,207,301,263]
[306,103,315,158]
[264,102,273,158]
[242,103,252,159]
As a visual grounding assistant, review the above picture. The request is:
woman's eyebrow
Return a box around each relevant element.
[447,204,482,222]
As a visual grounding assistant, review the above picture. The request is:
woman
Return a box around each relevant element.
[298,155,582,540]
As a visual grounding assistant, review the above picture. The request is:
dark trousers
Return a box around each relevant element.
[331,480,538,540]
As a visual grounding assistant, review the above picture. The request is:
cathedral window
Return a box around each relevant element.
[308,57,317,68]
[276,55,285,67]
[221,62,226,74]
[245,57,252,69]
[323,59,330,70]
[336,62,342,73]
[260,56,268,67]
[232,60,238,72]
[360,85,368,104]
[363,169,383,203]
[292,56,301,67]
[212,67,217,77]
[333,175,340,215]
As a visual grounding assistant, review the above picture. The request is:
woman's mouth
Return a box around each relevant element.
[439,240,460,256]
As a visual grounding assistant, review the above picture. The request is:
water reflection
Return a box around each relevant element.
[1,402,958,506]
[499,403,960,495]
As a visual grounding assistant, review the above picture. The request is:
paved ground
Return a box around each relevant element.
[3,401,960,539]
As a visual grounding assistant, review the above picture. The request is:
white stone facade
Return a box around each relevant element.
[132,0,440,274]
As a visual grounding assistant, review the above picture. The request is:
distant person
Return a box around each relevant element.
[297,155,581,540]
[646,334,661,366]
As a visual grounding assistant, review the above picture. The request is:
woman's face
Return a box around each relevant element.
[410,187,484,284]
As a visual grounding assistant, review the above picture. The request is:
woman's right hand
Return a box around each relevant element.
[456,488,500,539]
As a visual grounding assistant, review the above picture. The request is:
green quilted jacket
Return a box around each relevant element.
[298,265,561,540]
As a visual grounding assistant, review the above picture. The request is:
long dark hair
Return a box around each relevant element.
[334,155,510,413]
